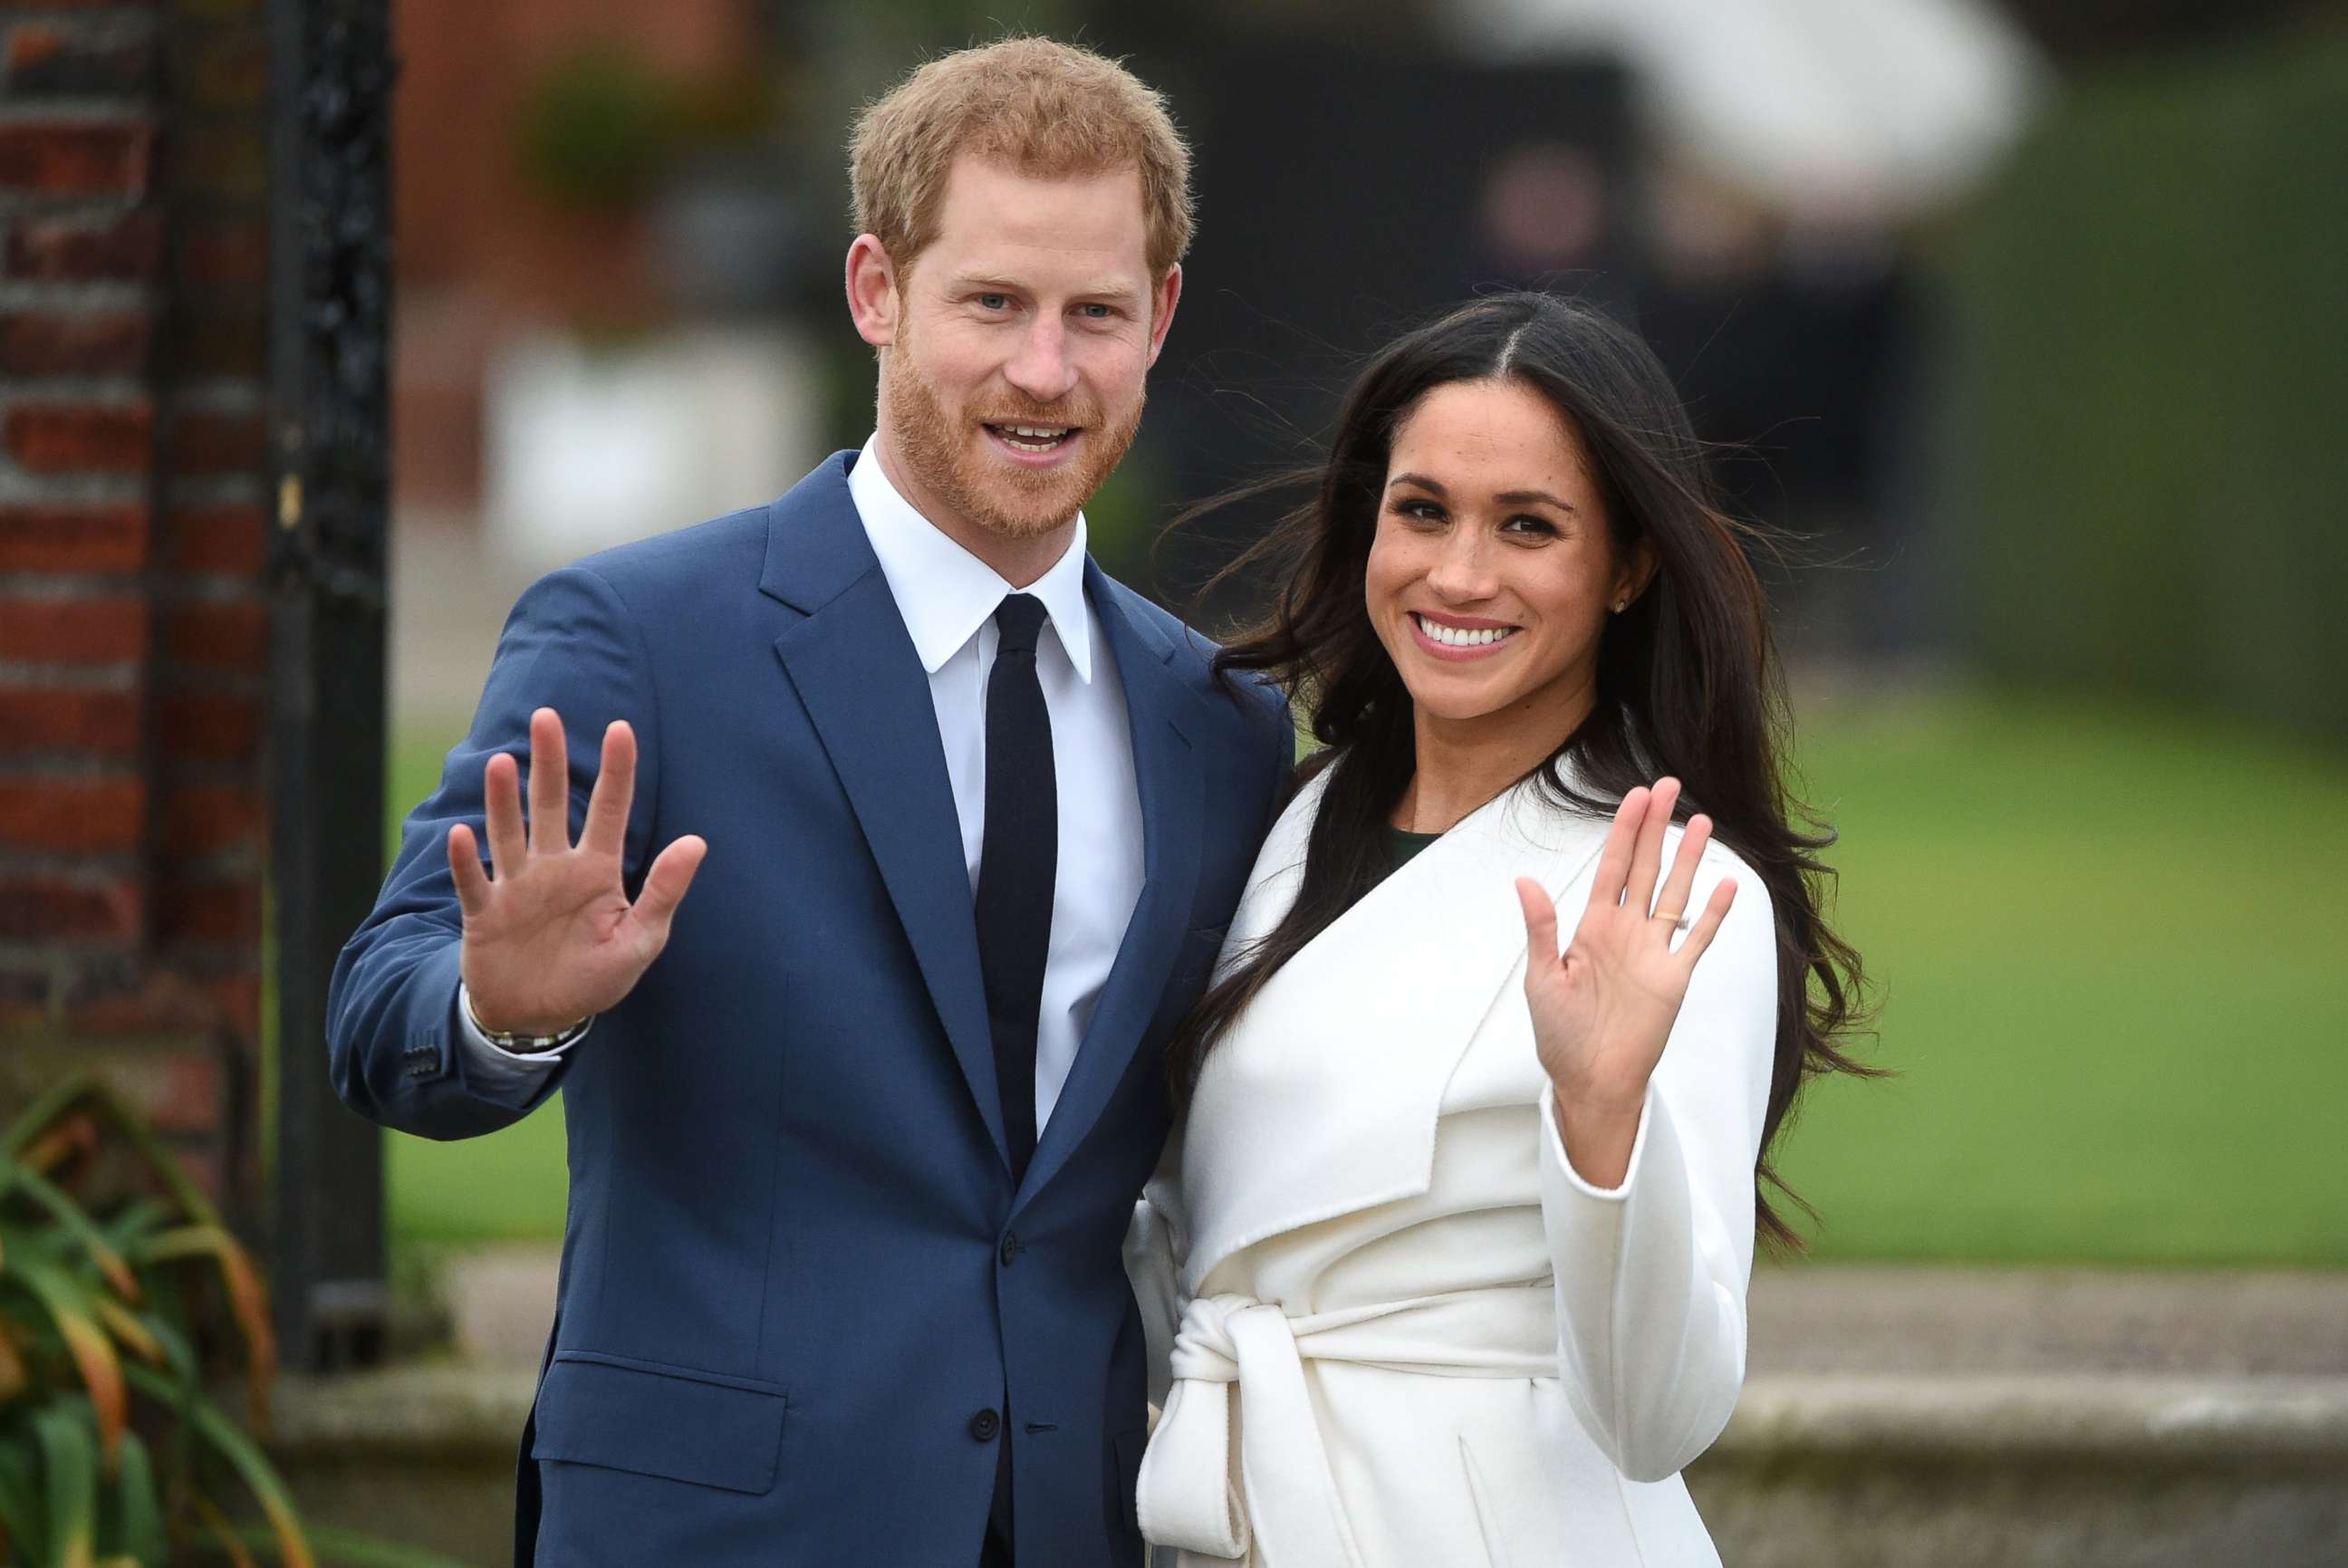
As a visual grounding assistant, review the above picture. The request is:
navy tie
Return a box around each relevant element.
[976,594,1055,1183]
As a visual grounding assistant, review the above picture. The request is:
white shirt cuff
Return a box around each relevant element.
[455,981,588,1096]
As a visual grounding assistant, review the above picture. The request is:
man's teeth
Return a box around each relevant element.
[1414,614,1516,648]
[996,424,1073,451]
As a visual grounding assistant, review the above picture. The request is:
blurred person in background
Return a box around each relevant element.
[1127,293,1870,1568]
[329,37,1289,1568]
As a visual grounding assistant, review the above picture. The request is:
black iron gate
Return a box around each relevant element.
[266,0,395,1373]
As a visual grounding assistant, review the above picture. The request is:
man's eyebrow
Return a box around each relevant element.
[948,274,1144,303]
[1387,474,1576,513]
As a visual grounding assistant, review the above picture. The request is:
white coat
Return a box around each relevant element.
[1126,763,1778,1567]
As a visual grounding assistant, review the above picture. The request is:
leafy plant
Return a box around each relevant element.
[513,44,784,216]
[515,47,689,215]
[0,1074,462,1568]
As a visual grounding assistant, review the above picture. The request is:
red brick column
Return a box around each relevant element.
[1,0,273,1212]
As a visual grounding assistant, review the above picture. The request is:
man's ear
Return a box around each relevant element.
[845,235,901,348]
[1144,264,1183,369]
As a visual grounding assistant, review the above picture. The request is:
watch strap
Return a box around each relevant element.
[463,986,591,1055]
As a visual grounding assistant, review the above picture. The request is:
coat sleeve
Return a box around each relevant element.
[1535,842,1775,1483]
[324,564,662,1140]
[1124,1125,1189,1414]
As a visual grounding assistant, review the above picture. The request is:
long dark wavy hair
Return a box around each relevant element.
[1169,291,1874,1251]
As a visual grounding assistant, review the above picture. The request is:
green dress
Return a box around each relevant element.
[1389,827,1442,872]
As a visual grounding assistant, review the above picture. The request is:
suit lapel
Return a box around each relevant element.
[1016,569,1205,1207]
[764,455,1009,1173]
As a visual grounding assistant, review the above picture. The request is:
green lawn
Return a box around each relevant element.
[383,691,2348,1265]
[1774,690,2346,1265]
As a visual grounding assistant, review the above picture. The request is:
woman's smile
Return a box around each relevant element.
[1409,610,1523,660]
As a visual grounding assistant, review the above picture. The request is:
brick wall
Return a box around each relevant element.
[0,0,273,1210]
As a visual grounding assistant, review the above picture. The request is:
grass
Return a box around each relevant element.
[382,689,2348,1266]
[1775,688,2347,1266]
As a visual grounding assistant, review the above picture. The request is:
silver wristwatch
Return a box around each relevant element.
[463,986,592,1055]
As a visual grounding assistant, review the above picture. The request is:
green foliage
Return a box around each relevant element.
[1932,25,2348,741]
[515,48,691,214]
[0,1079,469,1568]
[1071,450,1163,583]
[513,45,786,216]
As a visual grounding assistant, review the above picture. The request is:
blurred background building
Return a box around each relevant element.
[393,0,2010,694]
[383,0,2347,740]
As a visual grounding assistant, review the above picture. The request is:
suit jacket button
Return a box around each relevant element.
[998,1231,1021,1266]
[969,1409,1001,1442]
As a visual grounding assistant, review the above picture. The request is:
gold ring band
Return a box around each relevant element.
[1651,909,1688,926]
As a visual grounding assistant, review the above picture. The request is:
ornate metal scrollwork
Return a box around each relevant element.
[276,0,396,607]
[268,0,397,1372]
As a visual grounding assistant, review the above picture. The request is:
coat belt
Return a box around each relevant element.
[1137,1284,1558,1565]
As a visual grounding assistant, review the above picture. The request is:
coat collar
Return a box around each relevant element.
[1178,764,1615,1292]
[757,449,869,613]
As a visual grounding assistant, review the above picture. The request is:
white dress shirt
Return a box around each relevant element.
[460,437,1149,1138]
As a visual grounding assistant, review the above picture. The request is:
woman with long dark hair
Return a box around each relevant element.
[1127,293,1870,1566]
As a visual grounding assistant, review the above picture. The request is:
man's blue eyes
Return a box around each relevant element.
[973,296,1115,319]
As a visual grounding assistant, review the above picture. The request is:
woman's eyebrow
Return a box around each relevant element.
[1388,473,1576,514]
[1492,488,1576,514]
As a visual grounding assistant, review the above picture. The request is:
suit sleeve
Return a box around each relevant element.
[1123,1127,1188,1414]
[325,565,661,1140]
[1246,673,1295,832]
[1535,843,1775,1483]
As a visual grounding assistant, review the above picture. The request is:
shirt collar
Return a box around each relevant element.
[848,436,1094,683]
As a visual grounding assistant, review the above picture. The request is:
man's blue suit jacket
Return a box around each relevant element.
[326,452,1292,1566]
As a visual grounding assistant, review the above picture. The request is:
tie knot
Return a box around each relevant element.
[994,593,1048,658]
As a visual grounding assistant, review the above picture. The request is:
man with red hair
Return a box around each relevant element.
[331,38,1289,1567]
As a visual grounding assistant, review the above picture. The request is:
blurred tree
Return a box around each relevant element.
[1998,0,2339,64]
[515,48,690,215]
[1931,18,2348,741]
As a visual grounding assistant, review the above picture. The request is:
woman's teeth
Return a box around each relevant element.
[1414,614,1516,648]
[994,424,1073,452]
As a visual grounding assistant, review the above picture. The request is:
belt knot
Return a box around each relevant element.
[1140,1284,1557,1565]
